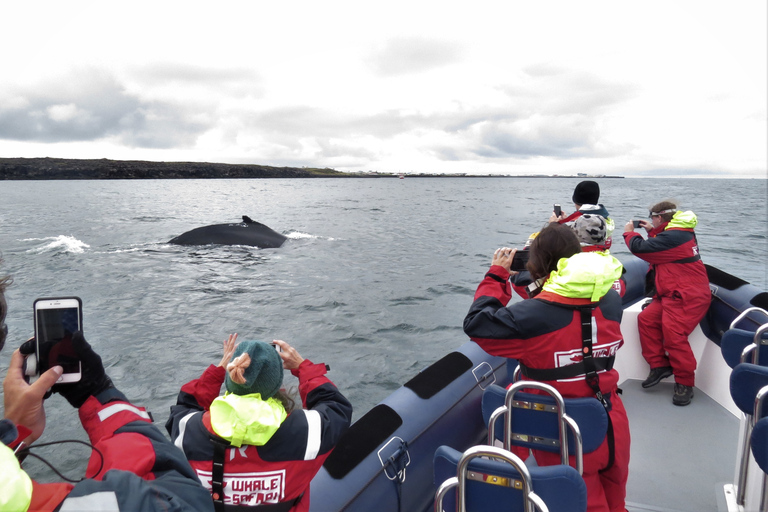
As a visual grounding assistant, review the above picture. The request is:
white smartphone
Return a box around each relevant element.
[34,297,83,384]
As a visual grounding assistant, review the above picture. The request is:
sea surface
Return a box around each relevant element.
[0,177,766,480]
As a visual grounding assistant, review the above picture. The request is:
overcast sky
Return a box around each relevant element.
[1,1,765,178]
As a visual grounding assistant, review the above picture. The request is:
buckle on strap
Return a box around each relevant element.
[472,361,496,390]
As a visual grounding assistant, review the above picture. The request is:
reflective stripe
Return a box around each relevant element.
[60,491,120,511]
[174,412,197,451]
[303,410,322,460]
[97,403,151,422]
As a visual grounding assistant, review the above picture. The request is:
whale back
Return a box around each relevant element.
[168,218,287,248]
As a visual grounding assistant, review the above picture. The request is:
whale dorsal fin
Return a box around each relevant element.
[242,216,255,224]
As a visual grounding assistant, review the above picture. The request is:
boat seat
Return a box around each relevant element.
[481,382,608,475]
[729,363,768,507]
[433,444,587,512]
[751,417,768,511]
[720,308,768,368]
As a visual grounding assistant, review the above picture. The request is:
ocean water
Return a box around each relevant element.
[0,177,765,480]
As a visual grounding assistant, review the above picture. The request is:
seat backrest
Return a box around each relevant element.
[721,328,768,369]
[434,444,587,512]
[730,363,768,416]
[751,417,768,474]
[481,383,608,455]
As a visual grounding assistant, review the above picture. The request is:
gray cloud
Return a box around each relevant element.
[367,37,464,76]
[0,69,209,148]
[130,63,264,98]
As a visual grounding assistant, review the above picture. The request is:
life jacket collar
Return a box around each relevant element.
[209,392,287,448]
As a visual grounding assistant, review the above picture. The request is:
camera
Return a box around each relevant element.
[633,220,642,228]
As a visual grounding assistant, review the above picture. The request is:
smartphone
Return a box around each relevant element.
[633,220,642,228]
[271,342,282,353]
[510,250,530,272]
[554,204,562,217]
[34,297,82,383]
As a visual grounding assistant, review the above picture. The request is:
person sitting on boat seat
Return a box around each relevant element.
[0,269,214,512]
[464,223,630,512]
[623,200,710,406]
[166,334,352,512]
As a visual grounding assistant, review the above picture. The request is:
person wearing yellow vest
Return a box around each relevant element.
[166,335,352,512]
[464,223,630,512]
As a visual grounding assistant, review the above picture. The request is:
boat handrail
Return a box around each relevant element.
[729,307,768,331]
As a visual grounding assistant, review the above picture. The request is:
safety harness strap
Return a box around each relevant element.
[209,436,303,512]
[579,307,616,472]
[519,356,614,381]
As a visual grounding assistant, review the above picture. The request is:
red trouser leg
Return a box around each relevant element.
[660,294,709,387]
[637,299,669,369]
[532,395,630,512]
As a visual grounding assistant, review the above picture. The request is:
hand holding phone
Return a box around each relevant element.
[553,204,562,217]
[34,297,83,384]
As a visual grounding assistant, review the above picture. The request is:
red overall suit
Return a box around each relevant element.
[623,214,710,386]
[464,254,631,512]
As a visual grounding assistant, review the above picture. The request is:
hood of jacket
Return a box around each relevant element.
[209,393,287,448]
[542,251,623,302]
[667,210,698,230]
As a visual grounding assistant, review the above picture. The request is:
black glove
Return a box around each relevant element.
[53,331,114,408]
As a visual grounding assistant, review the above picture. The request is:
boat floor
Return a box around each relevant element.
[622,379,739,512]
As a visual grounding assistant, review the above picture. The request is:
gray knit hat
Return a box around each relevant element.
[572,214,607,245]
[225,340,284,398]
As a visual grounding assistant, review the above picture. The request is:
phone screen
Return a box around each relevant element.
[510,250,530,271]
[35,299,82,378]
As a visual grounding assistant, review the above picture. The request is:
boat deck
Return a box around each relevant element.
[622,378,740,512]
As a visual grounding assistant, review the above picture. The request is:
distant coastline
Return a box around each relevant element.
[0,157,624,180]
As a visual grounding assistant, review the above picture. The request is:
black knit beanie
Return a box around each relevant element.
[572,181,600,205]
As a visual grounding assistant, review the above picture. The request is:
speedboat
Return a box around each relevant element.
[309,256,768,512]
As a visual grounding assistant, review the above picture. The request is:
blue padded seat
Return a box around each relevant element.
[752,417,768,473]
[481,383,608,456]
[721,308,768,368]
[730,363,768,416]
[729,363,768,507]
[721,328,768,369]
[434,444,587,512]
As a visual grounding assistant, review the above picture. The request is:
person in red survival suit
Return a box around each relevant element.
[0,277,213,512]
[622,200,710,406]
[166,334,352,512]
[464,223,630,512]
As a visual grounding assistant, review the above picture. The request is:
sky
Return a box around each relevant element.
[0,1,765,178]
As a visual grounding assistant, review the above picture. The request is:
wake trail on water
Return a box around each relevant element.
[21,235,90,254]
[285,230,337,241]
